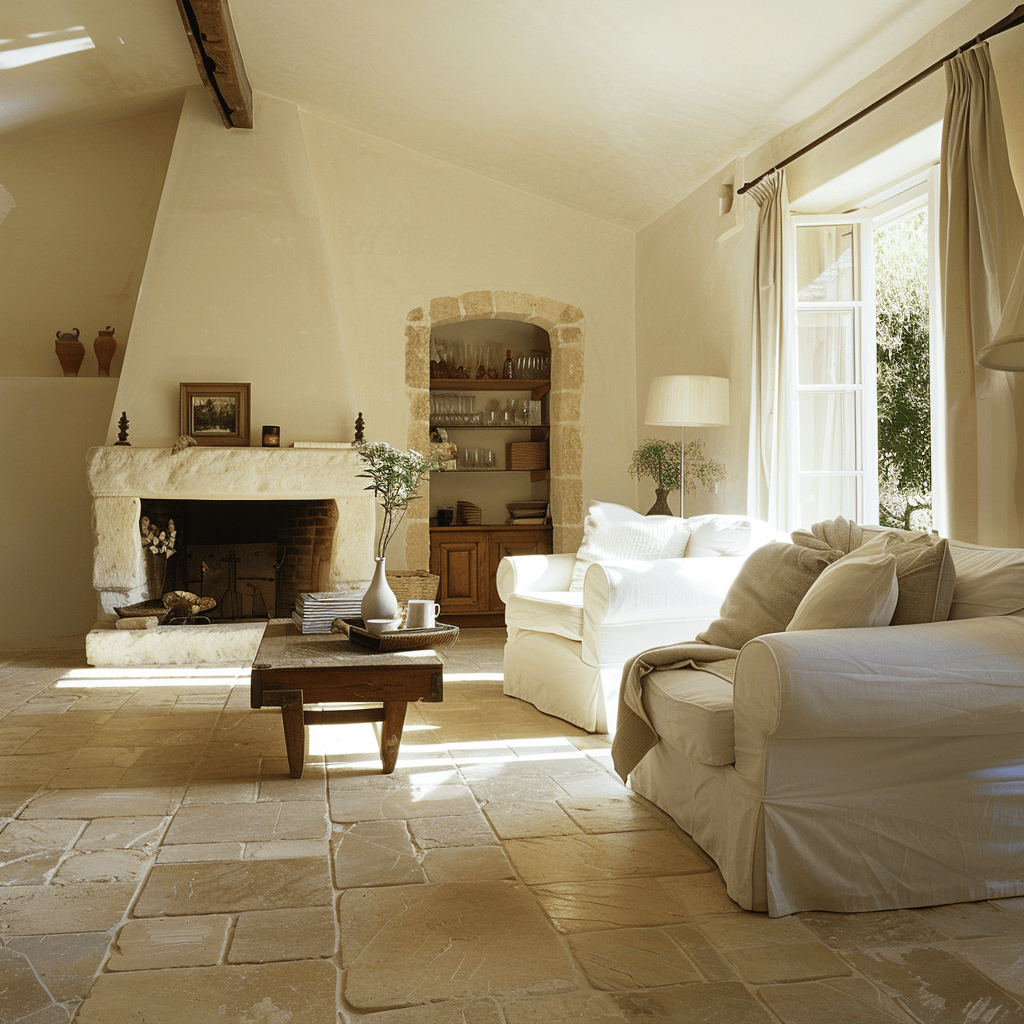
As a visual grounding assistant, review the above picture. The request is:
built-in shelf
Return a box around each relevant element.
[430,378,550,400]
[430,422,549,429]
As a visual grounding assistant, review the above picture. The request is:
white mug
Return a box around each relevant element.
[405,600,441,629]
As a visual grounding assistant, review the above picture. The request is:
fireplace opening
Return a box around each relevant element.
[139,499,338,622]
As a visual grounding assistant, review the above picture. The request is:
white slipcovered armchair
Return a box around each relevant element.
[497,501,784,732]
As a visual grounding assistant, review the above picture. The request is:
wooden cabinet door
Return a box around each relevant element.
[432,537,488,614]
[488,529,554,612]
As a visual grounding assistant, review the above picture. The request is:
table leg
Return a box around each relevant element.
[380,701,408,775]
[277,690,306,779]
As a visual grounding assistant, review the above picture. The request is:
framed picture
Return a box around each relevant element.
[180,382,251,447]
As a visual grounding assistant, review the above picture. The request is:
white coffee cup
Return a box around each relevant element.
[405,600,440,629]
[366,617,400,636]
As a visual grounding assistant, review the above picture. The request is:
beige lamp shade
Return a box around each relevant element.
[978,250,1024,370]
[645,375,730,426]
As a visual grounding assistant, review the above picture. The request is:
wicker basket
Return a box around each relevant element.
[505,441,548,470]
[385,569,440,603]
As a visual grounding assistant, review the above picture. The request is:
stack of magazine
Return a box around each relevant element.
[292,588,366,634]
[506,500,550,525]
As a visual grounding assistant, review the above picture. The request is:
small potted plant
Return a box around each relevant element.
[629,437,726,515]
[355,441,439,623]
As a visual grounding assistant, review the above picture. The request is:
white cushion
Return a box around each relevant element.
[644,667,736,766]
[948,540,1024,619]
[503,592,584,641]
[787,549,898,631]
[684,514,754,557]
[570,501,689,591]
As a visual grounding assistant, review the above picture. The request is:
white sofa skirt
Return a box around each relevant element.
[502,628,623,733]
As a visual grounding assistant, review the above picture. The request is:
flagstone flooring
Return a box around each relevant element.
[2,629,1024,1023]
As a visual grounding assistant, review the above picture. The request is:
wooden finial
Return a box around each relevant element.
[114,411,131,446]
[354,412,365,442]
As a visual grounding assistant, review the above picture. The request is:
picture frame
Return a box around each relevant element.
[179,382,251,447]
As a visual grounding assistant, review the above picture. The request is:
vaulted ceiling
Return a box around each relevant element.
[1,0,979,228]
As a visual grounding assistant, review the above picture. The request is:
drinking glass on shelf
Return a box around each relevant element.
[483,449,495,468]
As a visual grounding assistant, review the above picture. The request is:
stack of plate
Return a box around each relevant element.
[456,501,482,525]
[506,500,548,520]
[292,588,367,633]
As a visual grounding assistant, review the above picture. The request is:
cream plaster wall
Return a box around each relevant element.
[0,105,180,378]
[299,110,636,557]
[107,88,358,450]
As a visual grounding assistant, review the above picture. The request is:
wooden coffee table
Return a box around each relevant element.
[250,620,444,778]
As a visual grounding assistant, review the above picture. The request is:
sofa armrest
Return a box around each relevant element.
[496,553,577,603]
[734,615,1024,751]
[583,557,745,626]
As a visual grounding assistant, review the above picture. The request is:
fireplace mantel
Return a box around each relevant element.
[85,444,376,665]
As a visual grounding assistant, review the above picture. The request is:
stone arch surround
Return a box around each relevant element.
[404,290,585,570]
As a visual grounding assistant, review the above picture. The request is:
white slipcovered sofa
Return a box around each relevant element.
[497,501,785,732]
[612,522,1024,917]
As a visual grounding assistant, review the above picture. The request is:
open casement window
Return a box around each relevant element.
[793,217,878,526]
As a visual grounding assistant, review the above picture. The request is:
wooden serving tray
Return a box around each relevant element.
[334,619,460,652]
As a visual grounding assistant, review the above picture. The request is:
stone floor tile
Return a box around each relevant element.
[484,799,581,839]
[45,766,129,789]
[843,945,1024,1023]
[75,960,339,1023]
[950,935,1024,1000]
[505,830,712,885]
[556,795,673,834]
[76,815,167,850]
[0,754,68,786]
[722,942,851,984]
[501,992,630,1022]
[1,817,85,851]
[20,787,182,819]
[243,838,330,859]
[156,842,244,863]
[54,848,152,882]
[421,846,515,882]
[258,773,326,802]
[798,909,948,950]
[568,927,703,990]
[697,913,817,948]
[334,820,427,887]
[330,782,479,823]
[0,883,138,934]
[657,872,745,917]
[182,780,258,804]
[612,980,778,1023]
[107,916,232,970]
[339,880,576,1009]
[911,901,1024,939]
[554,774,639,799]
[994,898,1024,923]
[0,786,38,816]
[228,906,336,963]
[2,932,110,1019]
[0,849,63,884]
[407,810,498,849]
[134,857,332,916]
[758,978,914,1023]
[162,800,328,844]
[358,996,506,1022]
[530,878,692,933]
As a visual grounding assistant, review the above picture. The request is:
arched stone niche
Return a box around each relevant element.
[404,290,585,569]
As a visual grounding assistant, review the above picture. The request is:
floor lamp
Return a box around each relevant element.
[644,375,730,517]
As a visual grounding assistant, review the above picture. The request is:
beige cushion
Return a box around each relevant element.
[787,550,898,631]
[570,501,690,592]
[644,667,736,766]
[684,515,753,557]
[852,531,956,625]
[697,541,842,649]
[948,540,1024,619]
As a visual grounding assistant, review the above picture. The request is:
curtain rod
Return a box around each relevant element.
[736,3,1024,196]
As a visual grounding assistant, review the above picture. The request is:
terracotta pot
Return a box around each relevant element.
[93,326,116,377]
[55,328,84,377]
[646,489,673,516]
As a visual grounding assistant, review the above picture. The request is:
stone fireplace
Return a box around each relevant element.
[85,445,374,666]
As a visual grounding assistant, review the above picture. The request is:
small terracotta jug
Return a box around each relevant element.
[93,326,116,377]
[55,328,84,377]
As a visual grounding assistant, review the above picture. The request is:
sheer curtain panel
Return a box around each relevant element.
[748,170,798,530]
[939,43,1024,546]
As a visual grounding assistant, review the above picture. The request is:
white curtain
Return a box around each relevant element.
[748,169,798,530]
[939,43,1024,546]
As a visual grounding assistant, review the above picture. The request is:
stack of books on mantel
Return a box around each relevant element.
[292,588,366,634]
[506,501,550,526]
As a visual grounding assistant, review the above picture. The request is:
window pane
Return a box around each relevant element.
[799,392,859,471]
[797,310,857,385]
[796,225,855,301]
[800,475,859,525]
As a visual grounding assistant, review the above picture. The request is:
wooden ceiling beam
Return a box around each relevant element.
[175,0,253,129]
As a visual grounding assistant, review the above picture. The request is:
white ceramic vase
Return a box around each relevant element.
[361,556,398,625]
